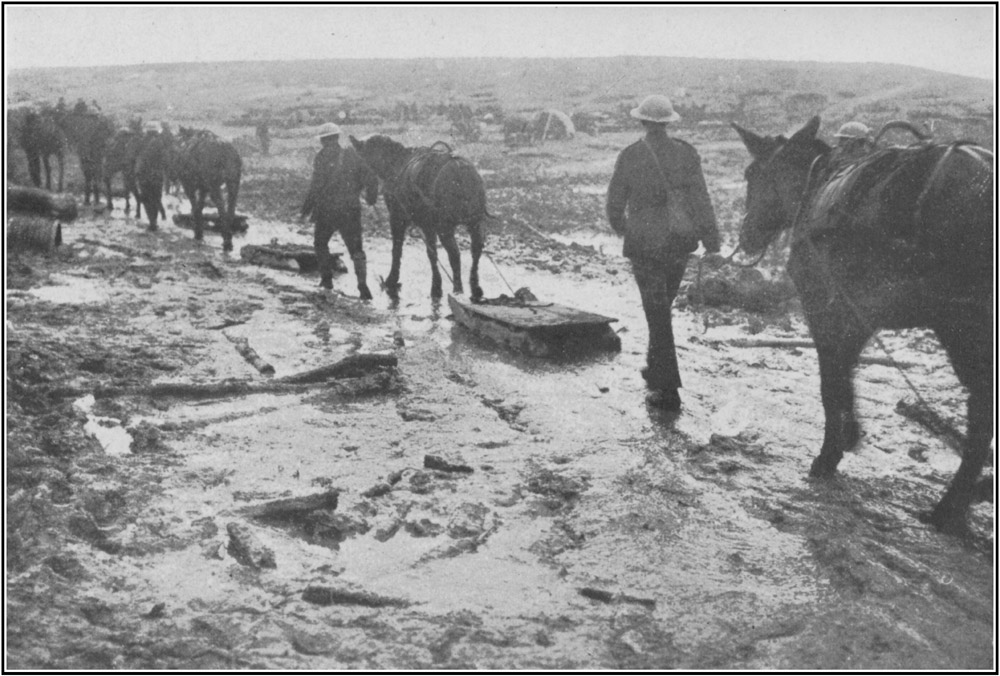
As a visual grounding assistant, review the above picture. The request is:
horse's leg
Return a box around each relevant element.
[105,172,115,213]
[223,174,240,253]
[192,189,206,242]
[468,219,485,300]
[210,184,232,252]
[42,155,52,191]
[924,311,994,533]
[57,153,64,193]
[422,224,444,299]
[26,153,41,188]
[129,171,142,218]
[805,305,868,478]
[340,215,372,300]
[384,197,406,297]
[439,227,464,295]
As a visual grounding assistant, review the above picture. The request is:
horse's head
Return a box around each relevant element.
[732,116,829,256]
[349,134,411,183]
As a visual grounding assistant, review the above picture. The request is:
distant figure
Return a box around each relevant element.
[831,121,873,166]
[607,95,721,412]
[73,98,89,114]
[255,121,271,156]
[300,123,379,298]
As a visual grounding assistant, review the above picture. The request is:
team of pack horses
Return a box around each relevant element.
[15,105,994,535]
[17,108,243,250]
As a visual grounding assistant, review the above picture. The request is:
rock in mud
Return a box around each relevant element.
[226,522,277,569]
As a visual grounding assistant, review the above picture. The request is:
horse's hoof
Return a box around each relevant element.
[808,456,838,479]
[359,286,373,301]
[471,287,484,301]
[918,506,970,536]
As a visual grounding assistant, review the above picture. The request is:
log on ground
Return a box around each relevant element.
[226,522,277,569]
[241,490,339,524]
[224,333,275,375]
[8,185,78,221]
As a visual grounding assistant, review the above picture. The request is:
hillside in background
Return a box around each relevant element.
[7,56,994,143]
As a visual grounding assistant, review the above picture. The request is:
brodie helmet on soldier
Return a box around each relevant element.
[630,95,682,124]
[317,122,342,141]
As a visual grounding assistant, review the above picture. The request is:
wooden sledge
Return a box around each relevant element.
[173,212,250,234]
[239,243,346,274]
[449,294,621,357]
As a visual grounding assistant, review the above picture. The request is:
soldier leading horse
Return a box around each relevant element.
[732,116,993,534]
[172,128,242,251]
[350,134,487,300]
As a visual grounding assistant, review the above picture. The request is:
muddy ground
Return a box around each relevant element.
[5,128,994,670]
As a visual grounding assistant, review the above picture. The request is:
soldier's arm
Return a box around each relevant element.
[687,155,721,253]
[300,154,324,217]
[606,152,630,235]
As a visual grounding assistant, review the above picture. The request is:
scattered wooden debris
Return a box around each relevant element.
[8,185,78,220]
[424,454,474,474]
[226,522,276,569]
[173,212,249,234]
[578,587,656,609]
[895,397,965,454]
[223,333,275,376]
[280,353,398,384]
[240,242,346,274]
[241,490,339,523]
[302,585,410,608]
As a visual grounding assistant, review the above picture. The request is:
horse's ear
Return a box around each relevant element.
[790,116,821,145]
[732,123,770,159]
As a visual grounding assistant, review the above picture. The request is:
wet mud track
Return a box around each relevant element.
[5,201,994,670]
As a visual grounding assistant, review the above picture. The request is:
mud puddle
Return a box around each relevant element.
[6,197,993,670]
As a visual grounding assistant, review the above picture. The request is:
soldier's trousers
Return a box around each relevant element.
[631,255,689,391]
[314,208,364,283]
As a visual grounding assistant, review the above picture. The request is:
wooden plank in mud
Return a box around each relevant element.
[172,212,250,233]
[239,243,346,274]
[449,294,621,357]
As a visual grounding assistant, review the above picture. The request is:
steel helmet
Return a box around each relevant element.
[834,121,871,139]
[630,95,682,124]
[317,122,342,140]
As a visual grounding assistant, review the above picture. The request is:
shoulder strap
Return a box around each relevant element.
[642,137,672,189]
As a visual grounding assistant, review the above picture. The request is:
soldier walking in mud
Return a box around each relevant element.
[607,95,721,411]
[301,122,379,298]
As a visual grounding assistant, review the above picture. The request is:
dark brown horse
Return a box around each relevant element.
[103,128,144,217]
[171,128,242,251]
[732,116,993,534]
[349,134,487,300]
[58,110,116,206]
[135,131,172,231]
[19,111,66,192]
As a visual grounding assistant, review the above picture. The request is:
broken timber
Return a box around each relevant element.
[86,352,397,400]
[224,333,275,375]
[172,212,249,234]
[239,243,347,274]
[448,294,620,357]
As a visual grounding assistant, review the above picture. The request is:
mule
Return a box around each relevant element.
[58,111,115,206]
[19,111,66,192]
[732,116,993,534]
[349,134,487,300]
[171,128,242,251]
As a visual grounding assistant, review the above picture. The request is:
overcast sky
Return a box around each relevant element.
[4,4,996,80]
